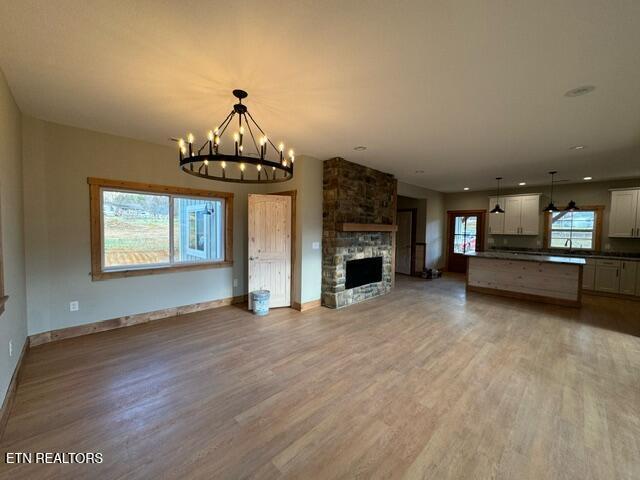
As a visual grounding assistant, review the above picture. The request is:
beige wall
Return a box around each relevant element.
[0,68,28,405]
[21,117,322,335]
[266,155,323,304]
[444,179,640,253]
[397,195,427,244]
[397,182,445,269]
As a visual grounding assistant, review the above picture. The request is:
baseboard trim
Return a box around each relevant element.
[292,299,322,312]
[583,290,640,302]
[29,294,248,347]
[0,339,28,442]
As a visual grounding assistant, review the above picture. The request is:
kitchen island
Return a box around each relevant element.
[465,251,586,307]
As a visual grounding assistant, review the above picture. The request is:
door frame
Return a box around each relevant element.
[446,209,486,272]
[396,208,417,276]
[267,190,297,308]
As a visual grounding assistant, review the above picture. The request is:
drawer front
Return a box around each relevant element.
[596,259,622,267]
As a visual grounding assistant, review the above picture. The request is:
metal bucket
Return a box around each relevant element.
[251,290,271,316]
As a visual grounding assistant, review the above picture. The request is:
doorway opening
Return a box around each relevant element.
[396,195,427,276]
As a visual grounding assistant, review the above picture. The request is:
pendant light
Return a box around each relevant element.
[490,177,505,214]
[565,200,580,211]
[542,171,559,213]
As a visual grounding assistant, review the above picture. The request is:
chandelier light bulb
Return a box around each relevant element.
[221,161,226,169]
[204,159,209,166]
[180,146,186,155]
[257,164,262,171]
[288,149,294,157]
[187,133,194,144]
[178,138,185,148]
[240,163,246,171]
[239,126,245,135]
[208,130,214,141]
[233,133,239,142]
[239,145,243,152]
[279,142,284,152]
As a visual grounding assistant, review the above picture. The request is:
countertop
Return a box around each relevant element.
[466,251,586,266]
[489,248,640,261]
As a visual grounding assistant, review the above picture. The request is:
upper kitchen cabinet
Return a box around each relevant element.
[609,188,640,238]
[488,194,540,235]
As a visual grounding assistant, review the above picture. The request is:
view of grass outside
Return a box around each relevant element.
[103,191,170,267]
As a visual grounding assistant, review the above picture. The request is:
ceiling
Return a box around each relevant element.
[1,0,639,192]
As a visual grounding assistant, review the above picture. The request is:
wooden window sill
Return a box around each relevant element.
[92,261,233,281]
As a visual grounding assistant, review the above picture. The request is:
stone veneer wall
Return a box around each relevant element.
[322,157,397,308]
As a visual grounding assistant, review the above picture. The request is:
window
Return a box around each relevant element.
[545,207,603,251]
[89,178,233,280]
[453,215,478,254]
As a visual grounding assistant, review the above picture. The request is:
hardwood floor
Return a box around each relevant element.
[1,274,639,479]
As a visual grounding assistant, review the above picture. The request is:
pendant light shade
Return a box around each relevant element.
[490,177,505,214]
[565,200,580,211]
[542,171,559,213]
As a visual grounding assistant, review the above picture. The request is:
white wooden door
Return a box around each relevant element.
[609,190,638,237]
[503,197,522,235]
[620,261,638,295]
[488,197,505,234]
[519,195,540,235]
[396,211,412,275]
[248,194,291,308]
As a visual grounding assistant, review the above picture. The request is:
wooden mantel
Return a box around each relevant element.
[337,223,398,232]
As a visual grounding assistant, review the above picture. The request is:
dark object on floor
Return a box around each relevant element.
[421,268,442,280]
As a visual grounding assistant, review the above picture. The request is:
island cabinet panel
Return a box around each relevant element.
[467,256,582,306]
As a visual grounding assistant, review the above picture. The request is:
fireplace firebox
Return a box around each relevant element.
[345,257,383,289]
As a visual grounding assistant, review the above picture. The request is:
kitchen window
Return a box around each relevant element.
[545,206,603,251]
[89,178,233,280]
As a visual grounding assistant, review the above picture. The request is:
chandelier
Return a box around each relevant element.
[177,89,294,183]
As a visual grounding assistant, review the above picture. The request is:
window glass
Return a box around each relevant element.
[102,191,170,268]
[173,198,224,262]
[550,211,596,250]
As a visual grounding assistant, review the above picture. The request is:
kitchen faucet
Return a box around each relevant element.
[564,238,572,251]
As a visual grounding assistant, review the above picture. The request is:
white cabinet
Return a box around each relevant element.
[520,195,541,235]
[488,194,540,235]
[582,260,596,290]
[620,261,638,295]
[594,259,621,293]
[488,197,505,234]
[637,267,640,296]
[609,189,640,238]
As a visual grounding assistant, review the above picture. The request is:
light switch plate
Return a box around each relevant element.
[312,241,320,250]
[70,301,79,312]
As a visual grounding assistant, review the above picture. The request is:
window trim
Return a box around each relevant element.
[0,190,7,316]
[543,205,604,252]
[88,178,233,281]
[185,203,210,259]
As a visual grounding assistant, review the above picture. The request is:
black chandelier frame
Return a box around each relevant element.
[178,89,294,184]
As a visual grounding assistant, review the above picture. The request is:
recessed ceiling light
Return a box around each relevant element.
[415,170,425,174]
[519,182,526,186]
[570,145,586,150]
[564,85,596,97]
[463,187,470,191]
[583,176,592,181]
[353,146,367,151]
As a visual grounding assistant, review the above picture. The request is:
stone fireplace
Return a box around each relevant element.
[322,158,397,308]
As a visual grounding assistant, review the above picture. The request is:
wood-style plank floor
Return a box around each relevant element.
[1,275,639,479]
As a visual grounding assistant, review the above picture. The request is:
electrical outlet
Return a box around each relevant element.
[70,301,79,312]
[312,241,320,250]
[233,279,238,288]
[9,340,13,358]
